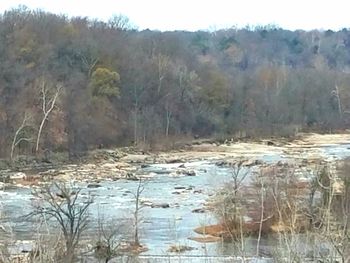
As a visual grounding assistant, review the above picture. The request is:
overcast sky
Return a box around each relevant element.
[0,0,349,31]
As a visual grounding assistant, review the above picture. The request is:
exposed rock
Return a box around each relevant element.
[174,186,186,190]
[125,173,139,181]
[87,183,102,188]
[166,158,185,164]
[120,154,149,163]
[266,141,275,146]
[151,203,170,208]
[242,159,263,167]
[140,199,153,207]
[215,161,228,167]
[185,170,196,176]
[10,172,26,180]
[276,160,288,166]
[192,208,205,213]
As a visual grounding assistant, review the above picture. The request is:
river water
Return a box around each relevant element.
[1,143,350,259]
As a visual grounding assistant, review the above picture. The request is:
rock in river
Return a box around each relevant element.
[174,186,187,190]
[184,170,196,176]
[192,208,206,213]
[87,183,102,188]
[151,203,170,208]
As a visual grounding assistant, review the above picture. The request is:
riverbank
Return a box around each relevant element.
[1,133,350,188]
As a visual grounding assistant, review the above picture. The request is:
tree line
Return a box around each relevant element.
[1,6,350,159]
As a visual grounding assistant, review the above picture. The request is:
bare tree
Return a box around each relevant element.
[317,161,350,262]
[156,53,170,95]
[94,217,125,263]
[131,179,145,247]
[227,160,249,229]
[212,160,249,241]
[108,14,133,30]
[332,85,343,118]
[165,99,172,138]
[30,183,92,262]
[256,178,265,256]
[10,112,32,161]
[36,80,63,154]
[80,54,99,78]
[231,160,249,196]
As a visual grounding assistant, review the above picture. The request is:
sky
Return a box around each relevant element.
[0,0,349,32]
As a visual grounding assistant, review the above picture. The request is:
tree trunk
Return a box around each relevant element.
[133,179,143,246]
[133,108,138,145]
[35,83,61,154]
[36,112,49,153]
[10,114,31,161]
[165,109,171,137]
[335,85,343,118]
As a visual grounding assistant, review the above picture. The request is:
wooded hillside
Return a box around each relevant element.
[1,7,350,158]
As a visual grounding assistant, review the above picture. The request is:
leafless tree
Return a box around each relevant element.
[212,160,250,242]
[131,179,145,247]
[108,14,133,30]
[81,54,99,78]
[230,160,249,196]
[35,80,63,154]
[225,160,249,230]
[94,217,125,263]
[156,53,170,95]
[332,85,343,118]
[317,161,350,262]
[10,112,33,161]
[30,182,92,262]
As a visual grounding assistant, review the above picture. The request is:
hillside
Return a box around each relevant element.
[1,6,350,159]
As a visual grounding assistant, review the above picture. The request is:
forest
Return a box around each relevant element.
[1,6,350,159]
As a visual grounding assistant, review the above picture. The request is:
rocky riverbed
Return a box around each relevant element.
[1,133,350,261]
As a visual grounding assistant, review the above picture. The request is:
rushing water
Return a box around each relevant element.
[1,143,350,258]
[1,161,234,256]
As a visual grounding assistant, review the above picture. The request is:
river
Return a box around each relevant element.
[1,141,350,261]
